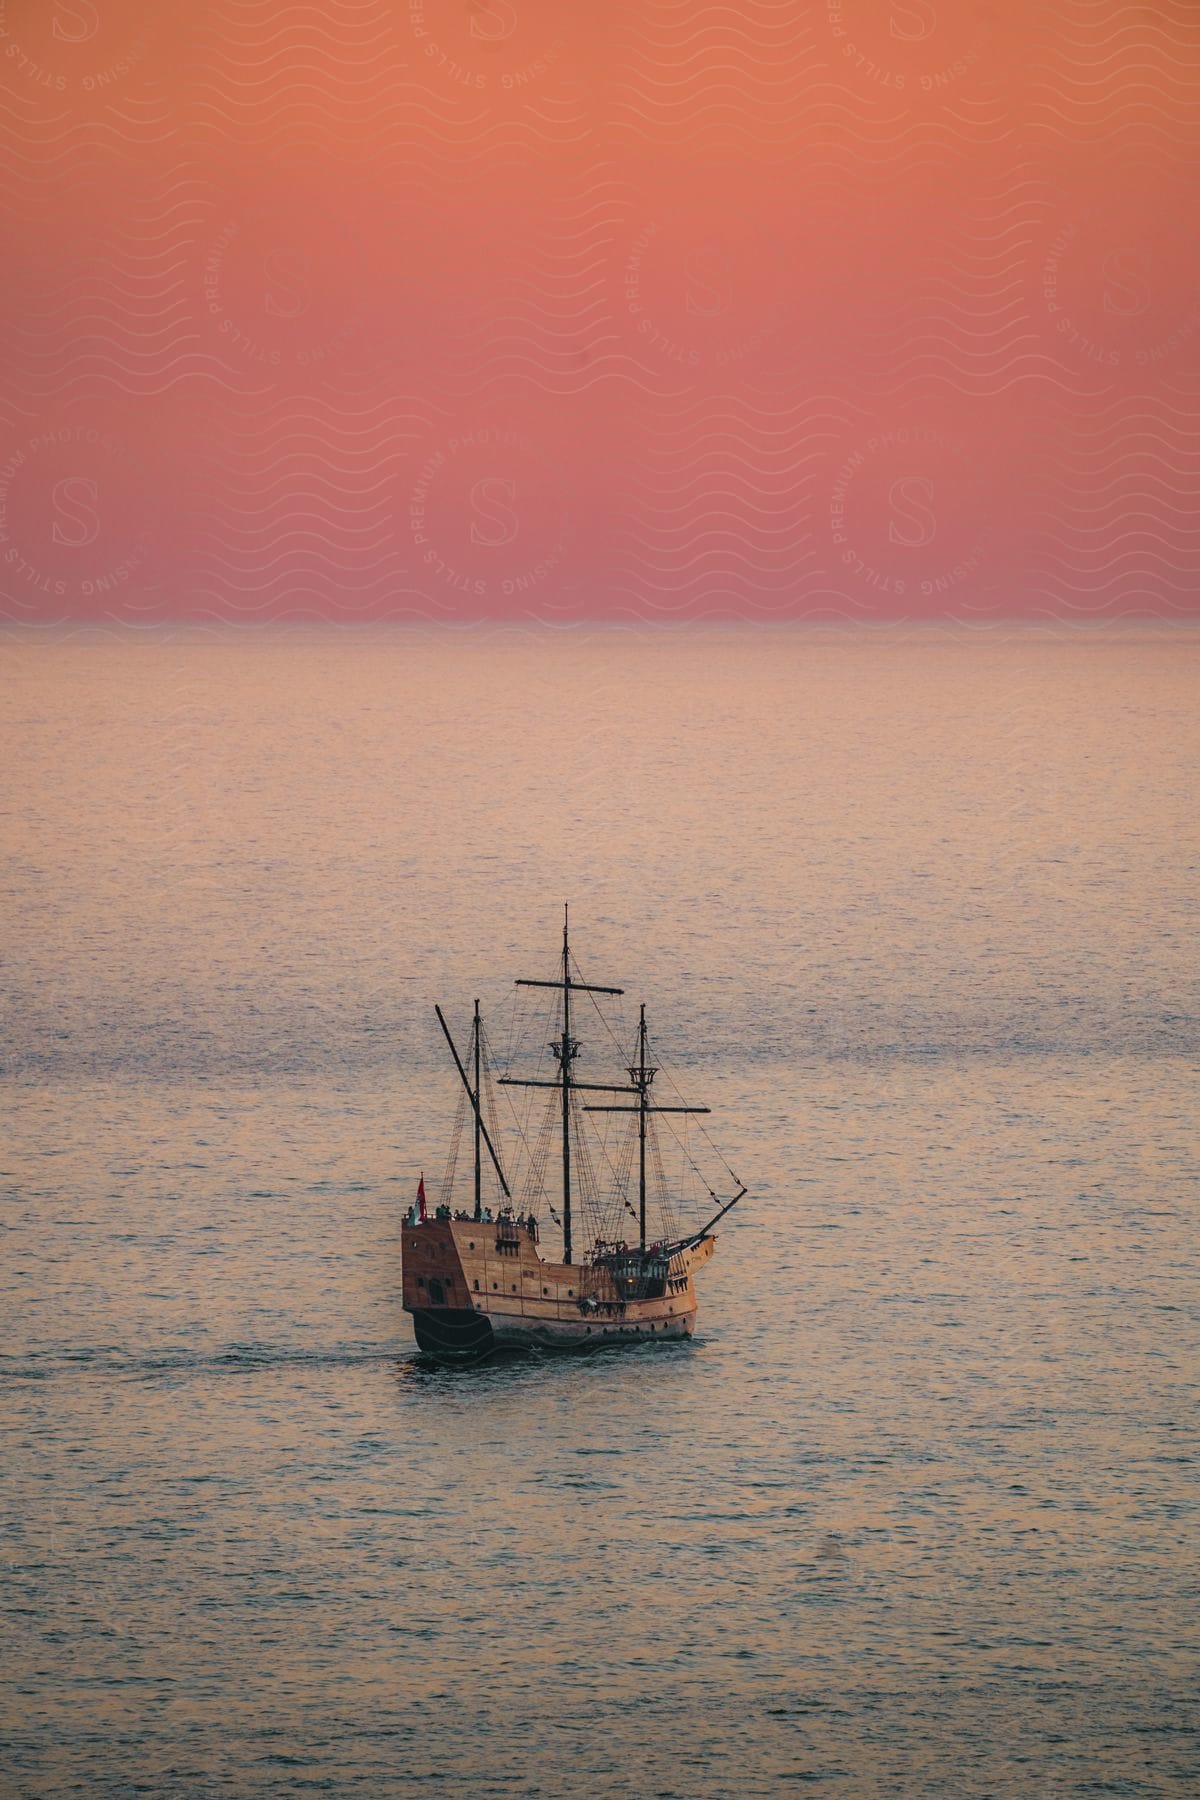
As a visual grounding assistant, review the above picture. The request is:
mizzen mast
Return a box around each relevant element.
[584,1002,710,1250]
[558,909,573,1264]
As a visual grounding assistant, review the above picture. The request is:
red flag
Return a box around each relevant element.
[416,1174,426,1221]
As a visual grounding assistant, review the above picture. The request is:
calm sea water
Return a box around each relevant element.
[2,629,1198,1797]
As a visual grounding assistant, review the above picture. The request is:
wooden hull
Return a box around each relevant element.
[402,1215,714,1362]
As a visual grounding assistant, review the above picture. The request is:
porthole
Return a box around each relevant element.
[542,1286,548,1295]
[492,1282,498,1291]
[468,1240,475,1250]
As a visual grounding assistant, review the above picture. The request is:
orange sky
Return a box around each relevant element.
[2,0,1199,621]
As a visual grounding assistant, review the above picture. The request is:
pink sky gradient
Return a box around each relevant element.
[2,0,1199,623]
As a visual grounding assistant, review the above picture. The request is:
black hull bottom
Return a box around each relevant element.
[409,1307,497,1360]
[408,1305,693,1363]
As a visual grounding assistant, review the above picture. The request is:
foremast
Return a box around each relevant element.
[473,997,482,1222]
[434,1002,510,1208]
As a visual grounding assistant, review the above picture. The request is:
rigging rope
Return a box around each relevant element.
[478,1026,511,1208]
[653,1038,742,1191]
[648,1118,680,1245]
[438,1083,469,1211]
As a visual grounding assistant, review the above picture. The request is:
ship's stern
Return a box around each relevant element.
[402,1216,492,1358]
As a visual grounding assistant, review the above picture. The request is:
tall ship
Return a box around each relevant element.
[402,908,747,1360]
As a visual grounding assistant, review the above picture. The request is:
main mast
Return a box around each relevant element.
[636,1003,650,1250]
[558,909,574,1261]
[500,905,627,1266]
